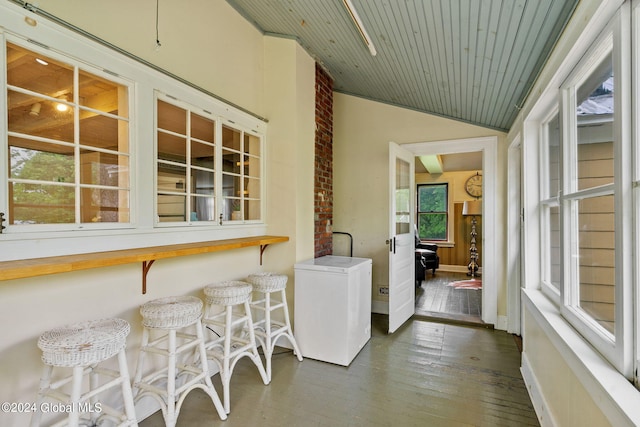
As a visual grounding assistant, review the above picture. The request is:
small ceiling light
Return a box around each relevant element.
[29,102,41,116]
[342,0,377,56]
[35,58,48,66]
[55,97,68,112]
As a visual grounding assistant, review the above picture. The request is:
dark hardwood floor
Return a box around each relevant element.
[415,271,485,326]
[140,314,538,426]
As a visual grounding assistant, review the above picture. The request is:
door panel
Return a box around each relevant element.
[389,142,415,333]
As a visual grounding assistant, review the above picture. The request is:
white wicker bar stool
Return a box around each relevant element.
[247,273,303,382]
[132,296,226,426]
[202,281,268,414]
[30,318,137,427]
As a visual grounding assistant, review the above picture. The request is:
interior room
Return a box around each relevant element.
[413,152,485,324]
[0,0,639,426]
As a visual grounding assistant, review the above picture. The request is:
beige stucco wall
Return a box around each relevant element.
[0,2,315,426]
[333,93,506,313]
[523,309,612,427]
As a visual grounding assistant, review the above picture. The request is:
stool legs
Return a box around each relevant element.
[253,288,303,382]
[133,318,226,426]
[203,298,268,414]
[31,350,138,427]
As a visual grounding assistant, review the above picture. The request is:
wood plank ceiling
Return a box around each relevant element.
[227,0,578,132]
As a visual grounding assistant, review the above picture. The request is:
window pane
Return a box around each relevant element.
[222,125,241,151]
[246,155,260,178]
[8,90,75,143]
[11,182,74,224]
[418,184,447,212]
[157,100,186,134]
[193,170,214,196]
[10,140,74,183]
[223,150,241,174]
[576,55,614,191]
[191,113,214,143]
[79,71,128,117]
[244,133,260,156]
[191,196,214,221]
[191,141,214,169]
[549,205,561,289]
[245,199,260,221]
[158,131,186,163]
[81,188,129,223]
[7,43,74,99]
[418,213,446,240]
[395,158,411,235]
[547,113,561,197]
[157,195,186,222]
[244,177,260,199]
[80,114,128,152]
[223,198,242,221]
[223,174,241,200]
[80,151,129,187]
[577,195,615,335]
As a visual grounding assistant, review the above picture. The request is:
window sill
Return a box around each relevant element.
[419,241,454,248]
[522,288,640,426]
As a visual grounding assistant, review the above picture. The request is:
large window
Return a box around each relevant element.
[417,183,448,240]
[156,95,263,225]
[537,5,633,376]
[6,42,131,228]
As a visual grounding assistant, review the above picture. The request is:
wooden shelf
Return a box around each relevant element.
[0,235,289,293]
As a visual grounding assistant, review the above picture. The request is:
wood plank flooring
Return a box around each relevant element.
[416,271,484,325]
[139,315,538,426]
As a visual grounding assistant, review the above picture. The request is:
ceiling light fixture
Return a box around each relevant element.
[35,58,48,66]
[29,102,41,116]
[342,0,377,56]
[55,97,68,112]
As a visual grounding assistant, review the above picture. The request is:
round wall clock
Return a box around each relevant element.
[465,173,482,198]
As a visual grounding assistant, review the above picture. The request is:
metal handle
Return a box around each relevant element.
[386,237,396,253]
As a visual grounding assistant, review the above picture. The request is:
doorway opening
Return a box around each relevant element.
[413,151,484,325]
[402,135,498,328]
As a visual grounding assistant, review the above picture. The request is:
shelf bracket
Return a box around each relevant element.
[142,260,155,294]
[259,244,270,265]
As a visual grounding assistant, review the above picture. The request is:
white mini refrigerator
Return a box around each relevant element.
[294,255,372,366]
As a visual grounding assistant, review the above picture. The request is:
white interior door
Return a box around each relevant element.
[388,142,415,333]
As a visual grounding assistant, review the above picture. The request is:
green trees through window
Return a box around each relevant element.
[417,183,447,240]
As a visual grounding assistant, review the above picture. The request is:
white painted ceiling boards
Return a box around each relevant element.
[227,0,578,131]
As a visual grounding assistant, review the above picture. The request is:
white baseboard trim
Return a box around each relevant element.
[521,352,557,427]
[439,264,468,273]
[372,300,388,314]
[439,264,484,274]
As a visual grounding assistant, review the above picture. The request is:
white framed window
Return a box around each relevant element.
[155,93,264,226]
[416,183,448,241]
[4,39,132,231]
[554,4,633,375]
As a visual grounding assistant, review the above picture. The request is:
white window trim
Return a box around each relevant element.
[154,91,265,227]
[4,35,137,233]
[539,107,561,300]
[557,3,633,376]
